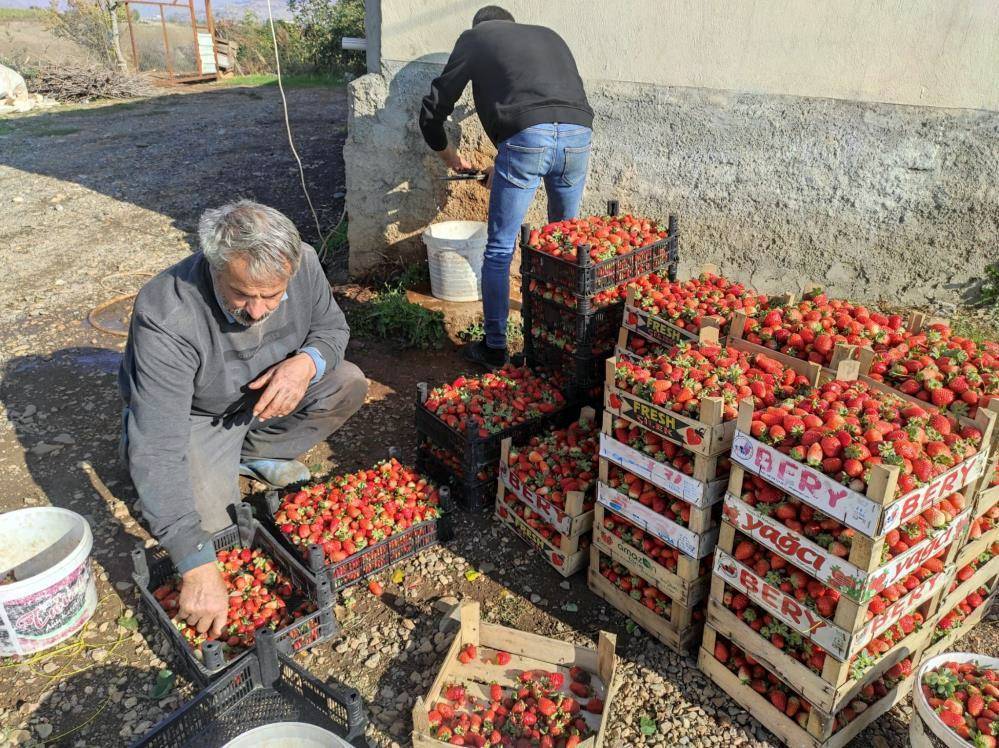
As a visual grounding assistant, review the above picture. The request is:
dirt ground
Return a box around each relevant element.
[0,80,997,748]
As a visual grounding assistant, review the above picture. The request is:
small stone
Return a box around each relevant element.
[91,648,108,662]
[530,593,541,604]
[364,653,381,669]
[402,618,415,630]
[559,581,571,590]
[52,433,75,444]
[43,662,59,674]
[8,729,31,745]
[123,696,137,708]
[35,723,53,739]
[114,581,132,592]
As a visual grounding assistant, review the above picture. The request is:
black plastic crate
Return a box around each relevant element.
[132,629,367,748]
[259,457,454,593]
[416,440,497,512]
[132,503,338,687]
[523,288,622,350]
[414,382,572,467]
[519,201,679,295]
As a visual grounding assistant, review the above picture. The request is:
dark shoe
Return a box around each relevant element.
[238,459,310,488]
[461,340,508,369]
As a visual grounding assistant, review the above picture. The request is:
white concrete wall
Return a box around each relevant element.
[377,0,999,112]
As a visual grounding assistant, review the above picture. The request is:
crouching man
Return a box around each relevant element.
[119,199,367,639]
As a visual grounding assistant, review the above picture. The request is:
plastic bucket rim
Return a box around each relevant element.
[422,220,487,246]
[0,506,94,596]
[913,650,999,748]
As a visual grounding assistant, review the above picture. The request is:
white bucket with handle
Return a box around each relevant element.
[423,220,487,302]
[0,507,97,656]
[911,651,999,747]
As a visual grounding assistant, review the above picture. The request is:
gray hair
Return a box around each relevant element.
[198,200,302,280]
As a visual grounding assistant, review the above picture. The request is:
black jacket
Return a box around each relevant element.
[419,20,593,151]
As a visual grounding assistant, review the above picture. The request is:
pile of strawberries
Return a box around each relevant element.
[505,419,598,510]
[967,504,999,542]
[621,332,667,360]
[866,322,998,417]
[749,379,984,496]
[498,491,589,552]
[608,416,731,479]
[598,509,710,576]
[711,635,911,733]
[952,547,999,593]
[526,214,669,263]
[921,660,999,746]
[597,554,686,621]
[605,464,691,527]
[527,278,628,310]
[740,288,910,367]
[933,586,992,644]
[153,547,313,658]
[612,343,812,420]
[426,645,602,747]
[628,272,772,336]
[422,366,565,438]
[736,474,966,564]
[274,459,442,565]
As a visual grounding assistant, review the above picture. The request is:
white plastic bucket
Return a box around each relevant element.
[423,220,487,302]
[222,722,353,748]
[0,507,96,656]
[911,651,999,747]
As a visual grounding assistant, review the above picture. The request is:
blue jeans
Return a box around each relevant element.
[483,123,592,349]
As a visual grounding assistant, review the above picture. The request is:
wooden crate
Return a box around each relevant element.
[592,503,709,608]
[599,411,728,508]
[596,472,719,560]
[587,546,703,653]
[498,434,596,537]
[729,397,996,538]
[605,328,829,456]
[922,564,999,660]
[494,486,589,577]
[722,467,972,604]
[614,327,668,363]
[956,521,999,568]
[621,266,726,348]
[972,453,999,517]
[699,624,917,748]
[705,584,934,715]
[712,519,957,662]
[412,601,618,748]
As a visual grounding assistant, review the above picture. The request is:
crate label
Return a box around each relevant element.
[714,549,952,661]
[624,305,697,345]
[879,451,987,532]
[610,389,708,449]
[723,494,970,602]
[731,432,880,534]
[722,494,869,601]
[714,548,851,660]
[599,433,715,507]
[495,503,569,570]
[593,526,690,601]
[498,461,573,534]
[597,483,716,558]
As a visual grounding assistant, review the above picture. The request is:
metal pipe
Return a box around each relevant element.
[160,6,174,77]
[124,2,140,72]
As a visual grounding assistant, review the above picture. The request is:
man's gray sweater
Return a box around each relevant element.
[118,248,348,571]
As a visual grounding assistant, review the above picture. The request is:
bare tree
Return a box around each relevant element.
[49,0,129,70]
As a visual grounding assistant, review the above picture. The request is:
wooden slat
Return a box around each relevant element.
[480,622,599,671]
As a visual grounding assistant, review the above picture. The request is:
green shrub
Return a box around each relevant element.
[287,0,365,75]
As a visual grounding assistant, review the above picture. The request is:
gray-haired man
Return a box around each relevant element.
[119,200,367,638]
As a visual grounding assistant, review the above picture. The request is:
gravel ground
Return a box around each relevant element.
[1,81,998,748]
